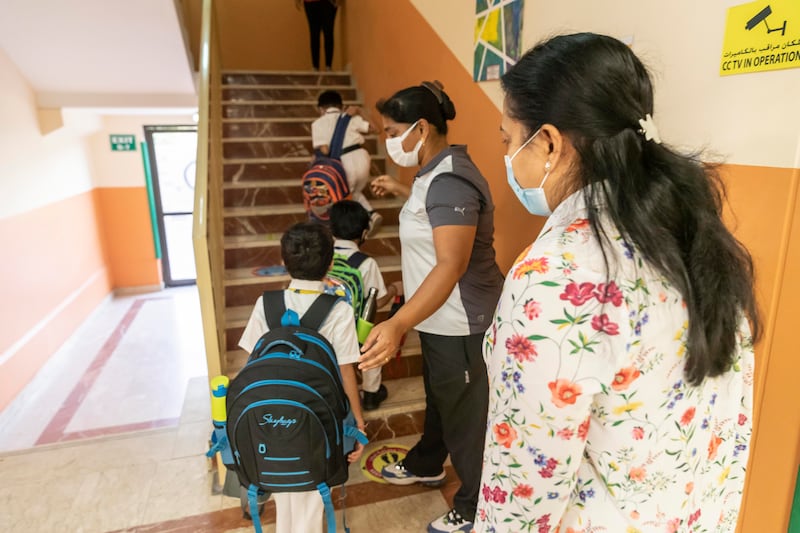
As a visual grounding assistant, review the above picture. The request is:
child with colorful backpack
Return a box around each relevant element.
[236,222,366,533]
[311,90,383,235]
[329,200,403,411]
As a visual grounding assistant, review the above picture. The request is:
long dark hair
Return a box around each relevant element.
[376,81,456,134]
[502,33,760,385]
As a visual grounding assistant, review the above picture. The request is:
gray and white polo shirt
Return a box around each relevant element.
[400,145,504,336]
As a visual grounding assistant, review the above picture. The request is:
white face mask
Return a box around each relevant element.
[385,120,422,167]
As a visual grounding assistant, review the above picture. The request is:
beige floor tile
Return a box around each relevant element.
[140,455,224,524]
[67,462,157,532]
[172,419,212,459]
[334,491,450,532]
[181,376,213,424]
[0,474,85,533]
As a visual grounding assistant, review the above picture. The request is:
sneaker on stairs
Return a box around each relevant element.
[428,508,473,533]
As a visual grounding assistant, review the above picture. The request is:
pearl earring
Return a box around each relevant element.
[544,161,552,171]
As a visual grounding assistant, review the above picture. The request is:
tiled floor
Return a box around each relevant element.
[0,287,453,532]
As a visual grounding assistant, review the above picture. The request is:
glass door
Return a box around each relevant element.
[144,126,198,286]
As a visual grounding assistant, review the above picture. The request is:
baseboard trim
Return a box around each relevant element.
[113,284,164,296]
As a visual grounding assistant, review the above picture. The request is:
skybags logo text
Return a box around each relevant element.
[259,414,297,428]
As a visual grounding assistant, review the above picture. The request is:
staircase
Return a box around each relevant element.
[218,71,425,439]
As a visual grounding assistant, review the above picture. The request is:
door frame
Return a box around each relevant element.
[143,125,198,287]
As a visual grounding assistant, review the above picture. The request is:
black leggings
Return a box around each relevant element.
[303,1,338,69]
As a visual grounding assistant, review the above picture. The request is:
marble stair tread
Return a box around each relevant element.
[223,197,403,217]
[223,99,362,106]
[223,154,385,164]
[224,225,399,249]
[222,134,378,143]
[223,83,354,90]
[364,376,425,420]
[222,69,352,75]
[222,117,317,123]
[224,255,402,287]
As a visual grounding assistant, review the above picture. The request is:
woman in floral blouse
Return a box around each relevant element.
[476,33,760,533]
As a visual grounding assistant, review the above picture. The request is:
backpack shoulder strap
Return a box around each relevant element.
[346,251,369,269]
[262,291,286,330]
[328,114,352,159]
[300,293,340,331]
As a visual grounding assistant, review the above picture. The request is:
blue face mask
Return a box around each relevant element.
[504,128,552,216]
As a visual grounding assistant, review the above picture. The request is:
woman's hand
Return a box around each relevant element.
[359,318,405,370]
[370,175,407,198]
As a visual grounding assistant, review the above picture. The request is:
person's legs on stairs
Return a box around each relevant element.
[436,333,488,523]
[398,335,450,477]
[320,1,338,69]
[303,2,323,70]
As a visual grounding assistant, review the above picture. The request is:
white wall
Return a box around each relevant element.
[410,0,800,168]
[0,48,97,219]
[89,114,194,189]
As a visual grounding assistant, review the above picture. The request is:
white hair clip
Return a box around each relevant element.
[637,113,662,144]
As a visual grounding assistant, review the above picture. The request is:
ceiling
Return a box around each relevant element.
[0,0,197,109]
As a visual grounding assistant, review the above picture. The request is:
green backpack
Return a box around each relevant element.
[324,252,369,318]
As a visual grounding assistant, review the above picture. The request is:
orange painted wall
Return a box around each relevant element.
[342,2,800,529]
[213,0,346,71]
[94,187,162,288]
[732,165,800,533]
[0,191,111,411]
[343,0,543,274]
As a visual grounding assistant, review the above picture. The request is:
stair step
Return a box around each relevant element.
[223,158,387,182]
[223,87,358,102]
[223,120,313,138]
[222,136,378,160]
[224,196,402,217]
[224,255,402,287]
[223,225,400,270]
[223,225,399,248]
[222,72,352,86]
[222,197,402,239]
[223,101,361,120]
[364,376,425,420]
[222,176,386,208]
[223,154,384,164]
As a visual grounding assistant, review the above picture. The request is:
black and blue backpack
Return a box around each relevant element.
[224,291,368,533]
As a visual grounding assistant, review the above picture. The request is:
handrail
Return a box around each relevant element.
[192,0,222,379]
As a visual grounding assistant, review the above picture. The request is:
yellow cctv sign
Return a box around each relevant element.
[720,0,800,76]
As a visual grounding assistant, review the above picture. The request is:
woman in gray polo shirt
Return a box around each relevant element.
[358,81,504,533]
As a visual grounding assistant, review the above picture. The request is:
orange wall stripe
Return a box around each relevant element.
[93,187,162,288]
[0,190,111,411]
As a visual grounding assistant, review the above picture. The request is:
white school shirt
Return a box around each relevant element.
[333,239,388,300]
[238,279,360,366]
[311,108,369,150]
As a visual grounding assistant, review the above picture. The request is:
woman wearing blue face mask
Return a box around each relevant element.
[360,81,504,533]
[476,33,760,532]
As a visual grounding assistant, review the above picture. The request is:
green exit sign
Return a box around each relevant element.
[110,134,136,151]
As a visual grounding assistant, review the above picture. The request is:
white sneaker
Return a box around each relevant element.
[380,460,446,486]
[366,211,383,238]
[428,508,473,533]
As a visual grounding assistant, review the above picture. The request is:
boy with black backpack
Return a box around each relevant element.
[311,90,382,235]
[236,222,366,533]
[329,200,403,411]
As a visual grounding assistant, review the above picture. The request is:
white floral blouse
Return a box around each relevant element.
[475,191,755,533]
